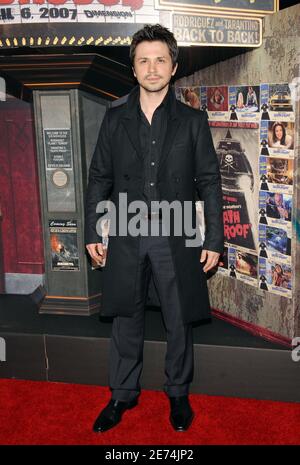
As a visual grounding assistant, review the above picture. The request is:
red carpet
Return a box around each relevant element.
[0,378,299,445]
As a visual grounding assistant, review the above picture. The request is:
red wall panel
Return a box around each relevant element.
[0,99,44,275]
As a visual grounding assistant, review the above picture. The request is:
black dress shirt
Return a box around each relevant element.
[138,88,171,213]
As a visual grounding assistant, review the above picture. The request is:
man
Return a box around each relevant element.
[85,24,224,433]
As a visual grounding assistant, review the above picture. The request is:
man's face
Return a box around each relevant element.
[132,40,177,93]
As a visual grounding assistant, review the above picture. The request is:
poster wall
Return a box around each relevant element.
[176,82,295,298]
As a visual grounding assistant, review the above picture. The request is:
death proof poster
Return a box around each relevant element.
[209,121,260,253]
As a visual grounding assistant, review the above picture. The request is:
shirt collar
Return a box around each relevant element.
[135,85,173,117]
[125,84,177,120]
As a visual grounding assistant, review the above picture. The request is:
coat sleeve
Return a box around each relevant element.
[84,110,113,245]
[194,112,224,254]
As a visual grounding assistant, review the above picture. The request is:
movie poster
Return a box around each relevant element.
[260,120,295,158]
[227,247,258,287]
[175,86,201,109]
[49,219,79,271]
[229,85,260,121]
[209,121,260,253]
[258,223,291,265]
[178,81,294,298]
[259,191,292,230]
[200,86,229,120]
[259,257,292,298]
[260,83,295,122]
[259,156,293,195]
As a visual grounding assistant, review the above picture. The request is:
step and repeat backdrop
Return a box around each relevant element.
[176,81,295,299]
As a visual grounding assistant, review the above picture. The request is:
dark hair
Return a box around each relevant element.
[272,122,286,145]
[129,24,178,68]
[275,264,283,274]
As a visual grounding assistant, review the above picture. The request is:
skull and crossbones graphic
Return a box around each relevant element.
[223,153,236,172]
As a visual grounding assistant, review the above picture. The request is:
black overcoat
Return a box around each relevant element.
[85,86,224,324]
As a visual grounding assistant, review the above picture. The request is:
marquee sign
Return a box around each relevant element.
[0,0,158,24]
[173,12,262,47]
[0,0,277,48]
[156,0,278,16]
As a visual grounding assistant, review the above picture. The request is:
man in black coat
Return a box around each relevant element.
[85,24,224,433]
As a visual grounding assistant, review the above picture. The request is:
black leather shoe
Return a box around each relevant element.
[93,398,138,433]
[169,396,194,432]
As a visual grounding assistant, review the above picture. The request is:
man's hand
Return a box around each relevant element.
[200,249,220,273]
[86,243,105,266]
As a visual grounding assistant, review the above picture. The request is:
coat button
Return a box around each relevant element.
[124,174,130,180]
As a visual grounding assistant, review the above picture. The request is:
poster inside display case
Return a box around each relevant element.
[49,219,80,271]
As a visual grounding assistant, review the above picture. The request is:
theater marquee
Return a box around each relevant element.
[0,0,276,48]
[172,12,262,47]
[156,0,278,16]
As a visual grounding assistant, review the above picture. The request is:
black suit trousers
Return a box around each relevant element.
[108,218,194,401]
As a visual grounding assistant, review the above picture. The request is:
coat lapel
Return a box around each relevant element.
[121,115,142,162]
[158,91,181,171]
[121,85,143,162]
[158,114,181,171]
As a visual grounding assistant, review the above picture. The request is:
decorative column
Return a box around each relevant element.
[33,89,109,315]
